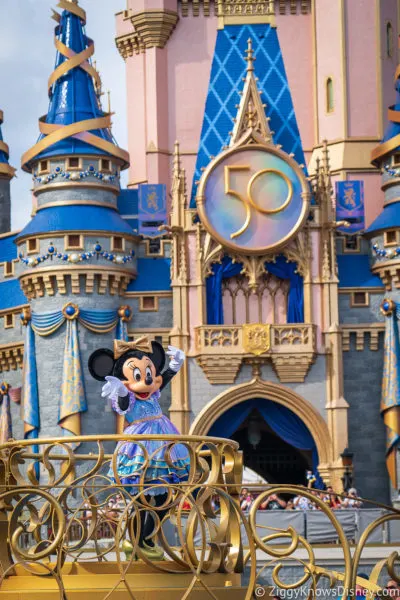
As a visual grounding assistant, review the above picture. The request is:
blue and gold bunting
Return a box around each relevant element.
[59,318,86,437]
[22,303,132,441]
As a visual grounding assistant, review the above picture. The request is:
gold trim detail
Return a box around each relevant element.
[21,2,129,172]
[124,291,172,299]
[194,323,316,383]
[139,295,159,312]
[179,0,311,17]
[142,238,171,258]
[130,10,179,49]
[64,234,84,251]
[22,115,129,173]
[19,266,135,300]
[371,36,400,164]
[242,324,271,356]
[35,200,117,212]
[128,328,170,347]
[34,181,120,195]
[0,342,24,372]
[189,377,332,475]
[196,40,310,256]
[341,323,384,352]
[349,291,369,308]
[0,163,16,179]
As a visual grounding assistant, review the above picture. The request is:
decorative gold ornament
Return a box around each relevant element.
[196,40,310,256]
[21,1,129,172]
[118,305,132,322]
[20,307,31,326]
[380,298,395,317]
[0,382,10,396]
[242,323,271,356]
[62,303,80,320]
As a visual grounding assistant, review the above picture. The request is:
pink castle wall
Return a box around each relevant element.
[380,0,398,139]
[276,13,314,154]
[345,0,379,138]
[167,14,218,196]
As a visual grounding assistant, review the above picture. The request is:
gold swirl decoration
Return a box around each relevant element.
[21,0,129,172]
[0,434,399,599]
[371,37,400,164]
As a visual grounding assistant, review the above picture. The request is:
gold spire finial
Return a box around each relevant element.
[229,39,272,146]
[245,38,255,72]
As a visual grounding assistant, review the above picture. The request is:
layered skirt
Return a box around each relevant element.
[110,415,191,496]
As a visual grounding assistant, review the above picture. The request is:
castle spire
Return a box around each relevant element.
[230,38,272,146]
[21,0,129,172]
[0,110,16,180]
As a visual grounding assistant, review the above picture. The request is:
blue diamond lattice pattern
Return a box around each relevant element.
[190,24,307,208]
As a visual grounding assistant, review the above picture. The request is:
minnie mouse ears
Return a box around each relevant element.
[88,341,166,381]
[88,348,114,381]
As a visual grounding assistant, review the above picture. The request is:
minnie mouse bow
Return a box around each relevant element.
[114,336,152,359]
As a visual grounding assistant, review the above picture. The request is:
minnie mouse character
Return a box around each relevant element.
[88,336,190,558]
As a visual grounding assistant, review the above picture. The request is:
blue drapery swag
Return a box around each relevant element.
[22,305,131,444]
[206,255,304,324]
[209,398,322,487]
[380,300,400,489]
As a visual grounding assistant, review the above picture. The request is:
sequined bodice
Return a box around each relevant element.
[124,391,162,423]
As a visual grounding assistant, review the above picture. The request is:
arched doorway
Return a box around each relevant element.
[190,378,333,485]
[208,400,317,485]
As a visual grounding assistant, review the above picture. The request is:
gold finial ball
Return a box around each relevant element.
[0,382,10,396]
[380,298,395,317]
[20,307,31,326]
[62,303,80,320]
[118,305,132,322]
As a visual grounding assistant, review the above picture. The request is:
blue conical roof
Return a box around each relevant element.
[21,1,129,172]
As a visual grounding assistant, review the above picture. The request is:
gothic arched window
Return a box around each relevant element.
[326,77,334,114]
[386,22,393,58]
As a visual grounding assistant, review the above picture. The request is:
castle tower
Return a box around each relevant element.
[365,44,400,494]
[0,109,15,234]
[16,0,136,442]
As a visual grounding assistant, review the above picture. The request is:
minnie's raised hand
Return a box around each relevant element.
[101,376,128,399]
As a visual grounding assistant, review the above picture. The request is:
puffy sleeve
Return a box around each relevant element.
[111,391,135,416]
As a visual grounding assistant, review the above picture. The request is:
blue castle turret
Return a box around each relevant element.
[365,55,400,492]
[15,0,138,443]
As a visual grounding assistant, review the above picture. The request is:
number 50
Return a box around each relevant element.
[224,165,293,240]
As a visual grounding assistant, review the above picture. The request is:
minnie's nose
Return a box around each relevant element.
[145,376,153,386]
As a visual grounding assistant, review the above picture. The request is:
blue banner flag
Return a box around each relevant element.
[138,184,167,237]
[335,181,365,234]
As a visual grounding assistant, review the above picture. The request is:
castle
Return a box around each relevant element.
[1,0,400,503]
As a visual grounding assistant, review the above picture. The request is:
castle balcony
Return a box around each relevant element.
[194,323,317,384]
[0,434,398,599]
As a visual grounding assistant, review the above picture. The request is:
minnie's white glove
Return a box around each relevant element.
[166,346,185,373]
[101,376,128,399]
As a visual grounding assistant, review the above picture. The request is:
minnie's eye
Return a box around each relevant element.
[145,366,152,379]
[133,368,141,382]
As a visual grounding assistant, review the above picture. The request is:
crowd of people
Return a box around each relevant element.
[239,486,363,511]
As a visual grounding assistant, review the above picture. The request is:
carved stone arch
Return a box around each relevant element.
[189,377,333,480]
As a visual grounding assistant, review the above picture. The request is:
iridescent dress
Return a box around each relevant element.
[110,390,190,495]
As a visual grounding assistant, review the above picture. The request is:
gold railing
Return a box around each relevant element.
[194,324,316,383]
[0,435,399,599]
